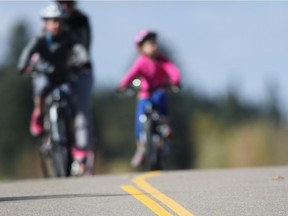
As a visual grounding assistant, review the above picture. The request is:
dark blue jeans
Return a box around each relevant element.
[135,89,168,140]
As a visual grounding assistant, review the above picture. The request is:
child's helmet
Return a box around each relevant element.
[40,3,67,19]
[135,30,157,46]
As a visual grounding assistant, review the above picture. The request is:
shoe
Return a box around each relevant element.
[131,147,145,168]
[30,109,43,136]
[71,160,85,176]
[71,147,87,161]
[71,148,87,176]
[71,160,86,176]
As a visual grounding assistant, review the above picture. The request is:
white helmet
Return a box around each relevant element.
[40,3,66,19]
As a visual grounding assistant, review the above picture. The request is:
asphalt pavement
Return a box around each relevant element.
[0,166,287,216]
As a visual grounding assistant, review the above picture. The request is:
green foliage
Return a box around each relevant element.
[4,21,31,71]
[92,89,136,159]
[0,21,34,177]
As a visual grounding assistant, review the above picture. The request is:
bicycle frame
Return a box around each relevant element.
[139,101,165,170]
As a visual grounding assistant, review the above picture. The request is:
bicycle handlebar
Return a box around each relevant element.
[116,82,181,97]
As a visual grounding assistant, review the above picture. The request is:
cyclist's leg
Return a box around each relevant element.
[151,89,172,139]
[135,99,148,141]
[70,71,94,175]
[31,74,52,136]
[151,89,168,116]
[73,72,94,149]
[32,74,51,113]
[131,98,149,167]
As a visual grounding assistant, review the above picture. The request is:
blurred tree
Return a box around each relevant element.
[4,21,31,71]
[265,81,281,125]
[0,21,34,177]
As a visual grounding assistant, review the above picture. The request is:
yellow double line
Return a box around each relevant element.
[121,171,194,216]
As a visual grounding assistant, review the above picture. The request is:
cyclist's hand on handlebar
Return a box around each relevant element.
[116,86,126,93]
[21,53,40,75]
[29,54,54,74]
[116,86,136,97]
[34,61,55,74]
[21,53,55,76]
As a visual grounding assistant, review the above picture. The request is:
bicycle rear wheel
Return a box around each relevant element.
[149,134,164,171]
[141,119,164,171]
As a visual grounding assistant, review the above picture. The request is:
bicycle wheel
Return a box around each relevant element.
[149,134,164,171]
[40,135,57,178]
[52,111,71,177]
[141,117,155,171]
[42,105,71,177]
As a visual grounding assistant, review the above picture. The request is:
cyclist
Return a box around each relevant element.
[117,30,181,168]
[56,0,94,175]
[18,2,90,173]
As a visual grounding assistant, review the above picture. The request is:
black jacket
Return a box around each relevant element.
[18,29,89,83]
[65,9,91,52]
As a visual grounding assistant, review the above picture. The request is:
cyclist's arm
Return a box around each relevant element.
[119,57,143,89]
[17,37,39,74]
[162,60,181,86]
[71,44,89,65]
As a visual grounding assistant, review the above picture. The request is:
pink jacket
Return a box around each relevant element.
[120,55,181,99]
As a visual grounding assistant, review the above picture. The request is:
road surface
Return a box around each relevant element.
[0,166,288,216]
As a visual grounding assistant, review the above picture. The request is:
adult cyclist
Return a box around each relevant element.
[56,0,95,175]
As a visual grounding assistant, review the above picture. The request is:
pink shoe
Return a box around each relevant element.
[71,148,88,161]
[30,110,43,136]
[71,148,87,176]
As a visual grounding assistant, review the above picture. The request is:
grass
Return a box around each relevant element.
[193,113,288,168]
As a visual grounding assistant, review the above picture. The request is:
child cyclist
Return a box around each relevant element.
[117,30,181,168]
[18,3,91,175]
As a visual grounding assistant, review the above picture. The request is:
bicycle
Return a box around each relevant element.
[27,60,83,177]
[39,81,75,177]
[117,79,180,171]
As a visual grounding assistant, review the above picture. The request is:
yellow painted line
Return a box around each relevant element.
[121,185,173,216]
[133,171,195,216]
